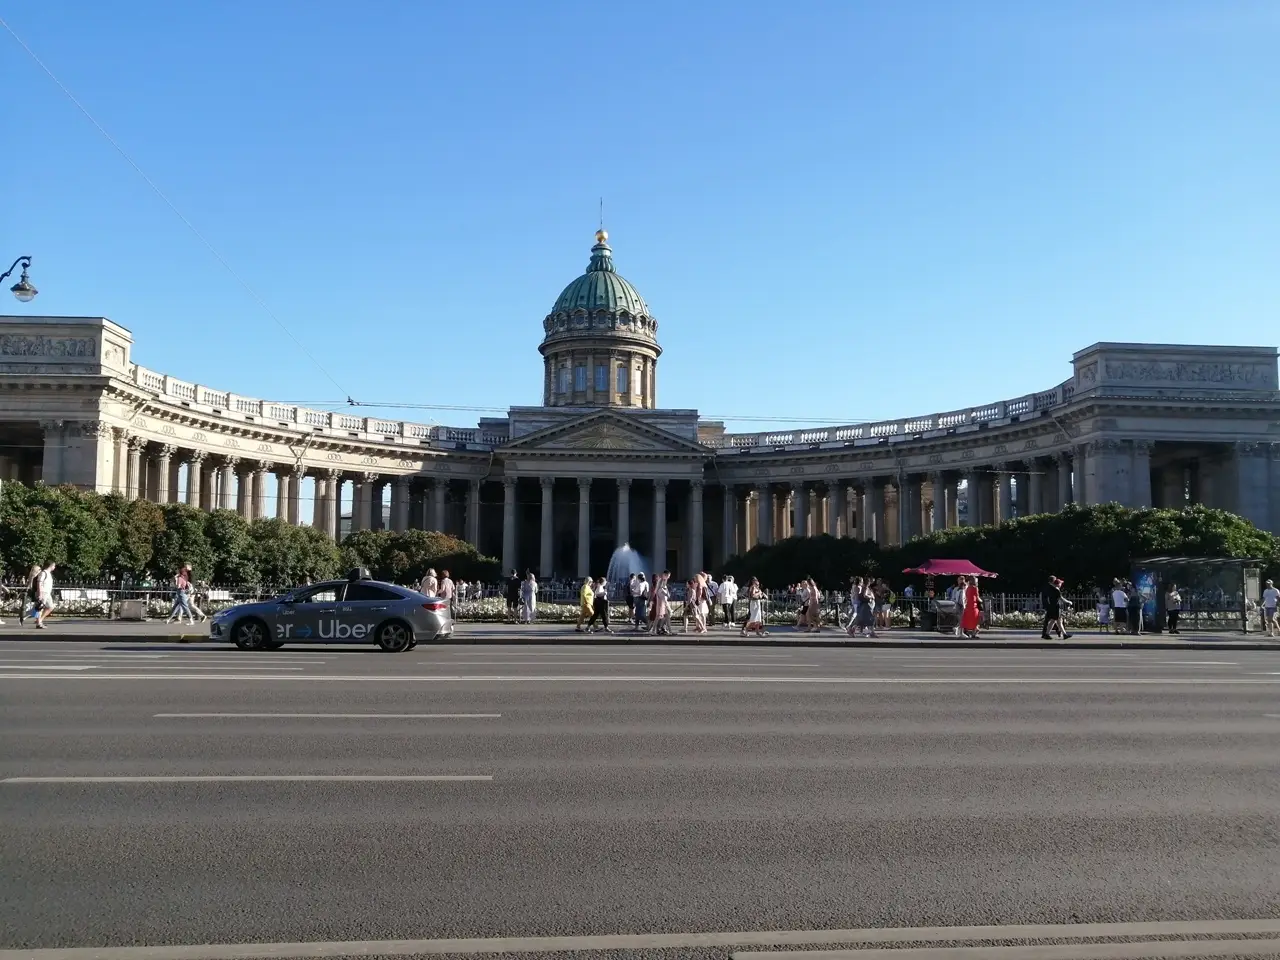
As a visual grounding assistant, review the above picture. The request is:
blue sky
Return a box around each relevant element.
[4,1,1278,434]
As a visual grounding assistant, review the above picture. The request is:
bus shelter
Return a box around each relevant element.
[1131,556,1264,634]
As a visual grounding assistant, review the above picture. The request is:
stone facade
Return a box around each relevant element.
[3,241,1280,581]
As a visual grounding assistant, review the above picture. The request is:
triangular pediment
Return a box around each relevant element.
[501,410,709,456]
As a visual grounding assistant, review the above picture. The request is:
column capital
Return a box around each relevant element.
[1132,439,1156,456]
[39,419,64,434]
[127,434,148,452]
[503,475,519,489]
[790,479,804,492]
[617,477,632,491]
[653,478,668,492]
[391,474,409,488]
[255,461,275,475]
[357,471,378,484]
[689,478,704,495]
[1235,440,1270,458]
[154,444,176,460]
[577,476,593,491]
[188,449,209,464]
[78,420,112,439]
[112,426,131,442]
[538,475,555,489]
[319,467,339,480]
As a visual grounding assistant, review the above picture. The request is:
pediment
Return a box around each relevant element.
[501,411,709,456]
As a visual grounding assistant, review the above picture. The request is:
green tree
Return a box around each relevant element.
[203,509,255,584]
[339,529,499,584]
[100,495,164,580]
[248,518,341,587]
[0,481,59,577]
[151,504,215,580]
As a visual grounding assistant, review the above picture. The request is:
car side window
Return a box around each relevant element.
[291,585,339,604]
[344,583,402,602]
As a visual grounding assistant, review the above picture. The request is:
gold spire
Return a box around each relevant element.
[595,229,608,244]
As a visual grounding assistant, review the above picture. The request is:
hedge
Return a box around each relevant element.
[721,503,1280,593]
[0,481,498,588]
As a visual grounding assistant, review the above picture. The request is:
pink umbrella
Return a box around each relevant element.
[902,559,998,578]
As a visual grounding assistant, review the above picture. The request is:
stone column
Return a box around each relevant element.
[431,479,447,532]
[755,485,773,547]
[931,473,945,531]
[151,445,172,503]
[944,477,958,528]
[370,480,385,530]
[652,479,668,572]
[501,477,518,574]
[961,470,978,526]
[287,469,301,525]
[253,463,271,519]
[1131,440,1154,508]
[905,478,922,540]
[688,479,704,576]
[790,482,805,538]
[391,477,409,533]
[112,429,130,494]
[808,486,821,539]
[1232,442,1271,528]
[577,477,592,578]
[1021,459,1041,515]
[354,473,375,531]
[199,459,216,511]
[617,478,631,548]
[1160,464,1184,509]
[1057,452,1073,510]
[539,477,555,576]
[997,469,1013,524]
[126,436,145,501]
[312,471,328,530]
[219,458,238,511]
[235,461,254,517]
[167,455,182,504]
[1072,445,1090,506]
[721,484,735,562]
[868,482,885,543]
[466,479,481,545]
[325,471,342,539]
[275,467,292,520]
[186,452,206,508]
[829,483,846,537]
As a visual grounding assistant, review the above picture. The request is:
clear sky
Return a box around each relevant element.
[4,1,1278,434]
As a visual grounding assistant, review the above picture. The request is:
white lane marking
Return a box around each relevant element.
[1264,714,1280,718]
[432,660,823,666]
[3,918,1279,960]
[154,713,502,719]
[4,674,1280,683]
[2,775,492,784]
[445,650,798,658]
[1151,660,1239,665]
[0,665,96,671]
[736,940,1280,960]
[734,939,1280,960]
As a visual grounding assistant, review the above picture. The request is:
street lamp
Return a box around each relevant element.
[1,255,37,303]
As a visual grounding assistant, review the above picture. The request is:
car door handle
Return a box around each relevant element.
[315,607,336,614]
[369,605,387,612]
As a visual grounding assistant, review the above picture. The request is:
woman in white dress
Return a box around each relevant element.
[520,572,537,623]
[741,577,767,637]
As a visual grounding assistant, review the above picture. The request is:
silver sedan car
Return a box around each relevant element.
[210,575,452,652]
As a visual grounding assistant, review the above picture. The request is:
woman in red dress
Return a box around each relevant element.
[960,575,982,637]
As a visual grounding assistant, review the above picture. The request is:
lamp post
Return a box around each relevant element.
[1,256,37,303]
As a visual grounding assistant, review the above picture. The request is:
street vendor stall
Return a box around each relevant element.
[903,559,999,632]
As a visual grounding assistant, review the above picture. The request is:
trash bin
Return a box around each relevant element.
[116,599,147,621]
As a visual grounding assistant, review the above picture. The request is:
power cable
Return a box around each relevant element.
[0,15,351,400]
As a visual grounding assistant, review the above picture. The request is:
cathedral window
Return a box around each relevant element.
[574,364,587,391]
[594,364,608,392]
[616,365,628,394]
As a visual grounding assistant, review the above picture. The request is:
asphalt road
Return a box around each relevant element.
[2,642,1279,959]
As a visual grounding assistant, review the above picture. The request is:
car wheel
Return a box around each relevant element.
[406,640,418,650]
[376,620,413,653]
[232,618,270,651]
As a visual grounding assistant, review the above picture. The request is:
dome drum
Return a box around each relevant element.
[538,231,662,409]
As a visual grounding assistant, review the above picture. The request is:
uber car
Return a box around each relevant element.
[210,571,452,652]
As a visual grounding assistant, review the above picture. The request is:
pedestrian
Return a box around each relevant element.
[520,571,538,623]
[625,573,637,623]
[587,577,612,633]
[741,576,768,637]
[847,577,877,638]
[33,561,56,630]
[1166,581,1184,635]
[166,563,198,624]
[1126,581,1144,635]
[419,568,438,597]
[505,570,522,622]
[20,563,40,624]
[438,570,455,622]
[1039,575,1059,639]
[631,572,649,630]
[719,575,737,627]
[960,575,982,638]
[1110,579,1128,633]
[650,572,672,636]
[575,577,595,632]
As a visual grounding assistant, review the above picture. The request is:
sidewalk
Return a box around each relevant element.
[1,618,1277,650]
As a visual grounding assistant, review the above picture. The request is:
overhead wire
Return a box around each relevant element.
[0,15,351,400]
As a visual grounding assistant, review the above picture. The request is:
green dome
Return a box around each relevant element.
[550,231,650,317]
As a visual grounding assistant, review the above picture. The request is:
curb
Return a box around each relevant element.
[1,633,1276,651]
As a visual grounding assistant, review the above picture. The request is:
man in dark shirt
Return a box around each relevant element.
[1041,576,1062,639]
[504,570,521,622]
